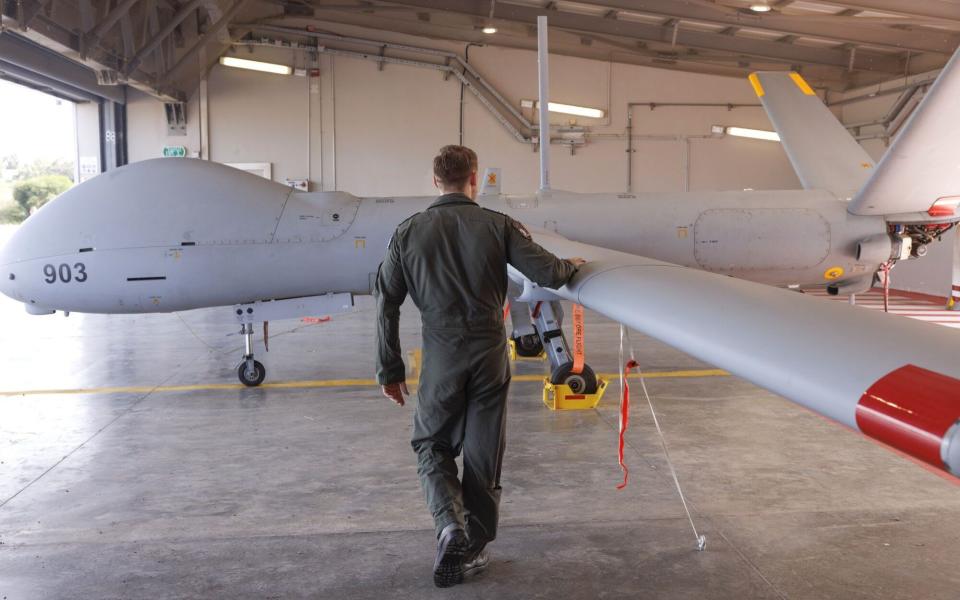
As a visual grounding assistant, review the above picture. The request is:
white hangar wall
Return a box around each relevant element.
[125,36,802,197]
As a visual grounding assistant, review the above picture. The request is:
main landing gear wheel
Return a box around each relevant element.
[550,362,598,394]
[238,359,266,387]
[512,333,544,357]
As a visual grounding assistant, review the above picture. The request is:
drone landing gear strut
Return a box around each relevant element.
[511,299,598,394]
[237,323,266,387]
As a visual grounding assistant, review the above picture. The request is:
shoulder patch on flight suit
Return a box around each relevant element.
[511,219,533,240]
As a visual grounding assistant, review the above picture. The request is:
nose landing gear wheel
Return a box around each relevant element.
[238,360,266,387]
[512,333,544,357]
[550,362,598,394]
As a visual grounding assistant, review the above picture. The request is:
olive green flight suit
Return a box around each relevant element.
[374,192,577,543]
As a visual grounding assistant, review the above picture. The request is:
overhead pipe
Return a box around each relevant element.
[237,23,533,130]
[826,74,940,108]
[232,35,533,144]
[627,102,762,110]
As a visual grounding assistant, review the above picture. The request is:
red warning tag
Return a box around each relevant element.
[617,359,639,490]
[572,304,585,375]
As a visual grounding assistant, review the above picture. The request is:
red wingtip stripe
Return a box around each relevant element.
[856,364,960,470]
[928,205,956,217]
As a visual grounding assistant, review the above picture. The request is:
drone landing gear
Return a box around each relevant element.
[510,332,544,357]
[237,323,266,387]
[529,300,598,395]
[507,294,607,409]
[229,292,354,387]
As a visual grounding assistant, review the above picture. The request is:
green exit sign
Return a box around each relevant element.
[162,146,186,157]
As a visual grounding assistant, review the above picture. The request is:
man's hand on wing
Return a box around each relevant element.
[381,381,409,406]
[566,257,588,267]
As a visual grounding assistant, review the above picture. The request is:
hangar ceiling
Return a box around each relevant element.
[1,0,959,102]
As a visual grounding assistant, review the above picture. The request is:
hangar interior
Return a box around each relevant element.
[2,0,960,598]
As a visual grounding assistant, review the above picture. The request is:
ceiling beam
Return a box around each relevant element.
[248,13,891,88]
[378,0,904,72]
[241,16,764,78]
[83,0,143,59]
[124,0,203,76]
[161,0,248,86]
[0,58,102,101]
[0,30,126,102]
[19,0,56,30]
[1,1,185,101]
[541,0,959,54]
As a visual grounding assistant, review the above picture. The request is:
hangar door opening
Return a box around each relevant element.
[0,79,78,235]
[0,31,126,226]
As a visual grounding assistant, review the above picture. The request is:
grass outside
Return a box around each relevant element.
[0,179,12,205]
[0,180,18,224]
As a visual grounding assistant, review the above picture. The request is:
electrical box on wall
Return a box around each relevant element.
[164,102,187,136]
[286,179,309,191]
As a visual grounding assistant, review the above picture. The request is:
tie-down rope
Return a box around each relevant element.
[618,324,706,552]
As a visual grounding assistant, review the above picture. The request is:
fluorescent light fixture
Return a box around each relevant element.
[725,126,780,142]
[482,25,498,34]
[520,100,605,119]
[219,56,293,75]
[749,3,772,12]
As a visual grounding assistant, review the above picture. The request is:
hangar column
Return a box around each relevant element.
[99,100,127,171]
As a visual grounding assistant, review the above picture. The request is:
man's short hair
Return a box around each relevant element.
[433,145,478,190]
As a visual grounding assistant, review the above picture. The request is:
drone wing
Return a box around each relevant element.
[517,230,960,478]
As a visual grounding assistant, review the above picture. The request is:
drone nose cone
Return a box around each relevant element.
[0,223,28,302]
[0,272,13,301]
[0,231,15,300]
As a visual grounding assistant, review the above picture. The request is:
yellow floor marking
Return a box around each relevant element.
[512,369,728,382]
[0,369,728,398]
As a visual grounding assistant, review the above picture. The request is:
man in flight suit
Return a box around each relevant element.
[374,145,585,587]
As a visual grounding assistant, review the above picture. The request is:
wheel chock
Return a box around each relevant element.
[542,377,608,411]
[508,338,546,362]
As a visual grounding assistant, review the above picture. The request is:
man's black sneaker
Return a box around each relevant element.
[463,547,490,577]
[433,526,468,588]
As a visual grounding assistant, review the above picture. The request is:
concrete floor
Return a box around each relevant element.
[1,285,960,599]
